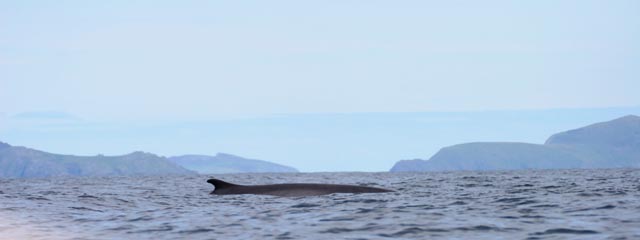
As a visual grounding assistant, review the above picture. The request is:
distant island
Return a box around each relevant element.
[0,143,195,178]
[390,115,640,172]
[169,153,298,174]
[0,142,297,178]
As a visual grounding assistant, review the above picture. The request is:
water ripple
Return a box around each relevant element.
[0,169,639,239]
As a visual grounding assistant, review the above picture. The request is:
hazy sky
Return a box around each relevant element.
[2,1,639,119]
[2,1,640,171]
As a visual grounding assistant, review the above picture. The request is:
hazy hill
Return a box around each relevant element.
[545,115,640,168]
[390,142,583,172]
[169,153,298,174]
[390,115,640,172]
[0,142,195,178]
[546,115,640,147]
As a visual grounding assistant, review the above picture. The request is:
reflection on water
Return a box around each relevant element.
[1,169,639,239]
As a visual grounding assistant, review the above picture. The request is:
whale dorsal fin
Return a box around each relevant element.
[207,178,238,190]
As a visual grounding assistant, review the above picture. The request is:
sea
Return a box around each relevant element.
[1,169,639,240]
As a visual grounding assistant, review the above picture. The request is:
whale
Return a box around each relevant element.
[207,178,393,197]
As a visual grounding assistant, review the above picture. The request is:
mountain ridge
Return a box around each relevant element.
[0,142,196,178]
[169,153,298,174]
[390,115,640,172]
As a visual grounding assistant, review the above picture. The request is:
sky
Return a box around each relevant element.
[1,108,640,172]
[2,0,639,119]
[1,1,640,171]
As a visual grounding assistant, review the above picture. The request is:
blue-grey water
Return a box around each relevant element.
[1,169,639,239]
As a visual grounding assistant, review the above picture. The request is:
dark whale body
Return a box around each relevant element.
[207,178,393,197]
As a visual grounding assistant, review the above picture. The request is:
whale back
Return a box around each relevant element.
[207,178,239,192]
[206,178,393,197]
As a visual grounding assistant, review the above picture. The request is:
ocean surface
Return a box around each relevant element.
[1,169,639,239]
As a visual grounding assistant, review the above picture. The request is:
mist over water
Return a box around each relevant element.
[1,169,639,239]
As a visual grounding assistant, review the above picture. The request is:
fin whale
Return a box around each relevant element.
[207,178,393,197]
